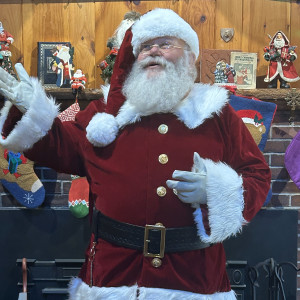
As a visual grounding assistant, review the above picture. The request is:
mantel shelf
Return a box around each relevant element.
[0,88,299,111]
[44,88,300,111]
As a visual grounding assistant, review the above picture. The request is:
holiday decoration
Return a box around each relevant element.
[285,130,300,190]
[70,69,87,97]
[230,94,277,205]
[0,144,45,208]
[0,21,17,79]
[214,60,236,84]
[264,31,300,88]
[51,44,74,88]
[57,102,89,218]
[99,11,140,84]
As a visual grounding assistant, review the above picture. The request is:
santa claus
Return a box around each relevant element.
[264,30,300,88]
[0,9,270,300]
[70,69,87,95]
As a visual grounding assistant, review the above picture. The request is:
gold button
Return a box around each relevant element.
[151,258,162,268]
[157,186,167,197]
[158,154,168,164]
[155,222,164,226]
[158,124,168,134]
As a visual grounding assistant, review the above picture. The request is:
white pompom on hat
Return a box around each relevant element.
[131,8,199,59]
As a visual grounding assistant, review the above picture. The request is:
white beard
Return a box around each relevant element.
[274,38,285,49]
[122,52,197,116]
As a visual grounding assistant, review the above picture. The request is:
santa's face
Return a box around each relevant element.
[123,48,197,115]
[136,36,188,78]
[57,46,71,62]
[274,33,286,49]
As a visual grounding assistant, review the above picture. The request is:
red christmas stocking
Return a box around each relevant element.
[58,102,89,218]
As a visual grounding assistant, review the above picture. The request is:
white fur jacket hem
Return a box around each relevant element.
[68,277,237,300]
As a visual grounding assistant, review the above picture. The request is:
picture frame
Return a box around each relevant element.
[37,42,73,88]
[230,52,257,89]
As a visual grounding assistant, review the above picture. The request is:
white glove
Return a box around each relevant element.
[166,152,207,205]
[0,63,34,113]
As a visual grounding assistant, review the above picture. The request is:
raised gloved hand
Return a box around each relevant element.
[0,63,34,113]
[166,152,207,205]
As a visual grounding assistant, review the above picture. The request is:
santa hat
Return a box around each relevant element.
[86,9,199,147]
[236,109,264,127]
[131,8,199,59]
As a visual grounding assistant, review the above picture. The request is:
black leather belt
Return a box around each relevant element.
[92,210,211,258]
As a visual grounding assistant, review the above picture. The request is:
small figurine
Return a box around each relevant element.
[51,44,74,88]
[0,21,17,79]
[214,60,236,84]
[70,69,87,96]
[264,31,300,88]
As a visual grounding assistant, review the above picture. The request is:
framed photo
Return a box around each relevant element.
[37,42,74,88]
[230,52,257,89]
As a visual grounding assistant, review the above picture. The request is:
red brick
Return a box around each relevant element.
[62,182,72,194]
[264,140,292,153]
[291,195,300,206]
[44,194,68,207]
[271,126,300,139]
[272,181,300,194]
[1,194,23,207]
[270,154,285,166]
[270,167,290,180]
[266,194,290,207]
[263,154,270,164]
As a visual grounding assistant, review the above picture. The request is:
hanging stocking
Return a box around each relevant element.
[0,144,45,208]
[58,101,89,218]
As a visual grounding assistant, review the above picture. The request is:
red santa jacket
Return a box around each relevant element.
[0,82,271,296]
[268,45,300,82]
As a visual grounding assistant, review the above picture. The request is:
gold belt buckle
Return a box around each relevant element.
[143,224,166,258]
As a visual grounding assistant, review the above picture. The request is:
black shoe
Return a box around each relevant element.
[267,83,277,88]
[280,82,290,88]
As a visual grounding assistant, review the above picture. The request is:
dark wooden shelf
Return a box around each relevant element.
[1,88,299,111]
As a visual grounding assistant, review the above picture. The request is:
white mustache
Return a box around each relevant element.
[138,56,168,68]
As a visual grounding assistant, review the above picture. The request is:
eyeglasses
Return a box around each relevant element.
[139,42,183,55]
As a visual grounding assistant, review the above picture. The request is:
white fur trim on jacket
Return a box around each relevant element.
[86,112,119,147]
[131,8,199,59]
[68,277,237,300]
[193,158,246,244]
[86,83,229,147]
[0,78,60,153]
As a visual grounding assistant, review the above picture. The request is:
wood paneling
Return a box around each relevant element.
[0,0,300,89]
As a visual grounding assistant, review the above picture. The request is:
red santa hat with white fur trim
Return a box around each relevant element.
[86,8,199,147]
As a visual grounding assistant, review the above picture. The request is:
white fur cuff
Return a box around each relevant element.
[0,78,60,153]
[193,159,246,244]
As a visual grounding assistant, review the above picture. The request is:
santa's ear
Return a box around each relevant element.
[188,51,196,67]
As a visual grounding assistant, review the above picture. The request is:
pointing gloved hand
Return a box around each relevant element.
[166,152,207,205]
[0,63,34,113]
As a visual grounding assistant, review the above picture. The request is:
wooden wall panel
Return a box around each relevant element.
[94,1,131,87]
[0,2,23,64]
[67,2,95,88]
[215,0,242,50]
[242,0,291,88]
[22,0,71,76]
[0,0,299,90]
